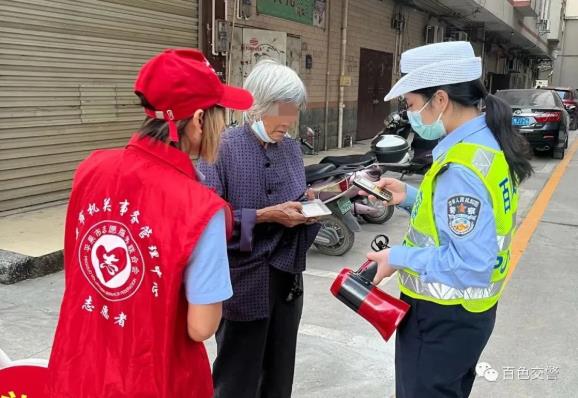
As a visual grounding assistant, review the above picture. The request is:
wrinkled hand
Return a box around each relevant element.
[257,201,307,228]
[371,177,407,205]
[366,249,397,285]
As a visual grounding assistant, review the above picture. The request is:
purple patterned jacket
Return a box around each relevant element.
[197,123,320,321]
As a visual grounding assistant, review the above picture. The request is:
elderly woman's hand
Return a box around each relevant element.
[257,201,308,227]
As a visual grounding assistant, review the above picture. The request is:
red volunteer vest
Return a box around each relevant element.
[47,134,230,397]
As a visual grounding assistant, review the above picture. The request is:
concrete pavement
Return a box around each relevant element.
[1,133,577,397]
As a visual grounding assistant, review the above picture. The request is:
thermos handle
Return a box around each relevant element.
[357,260,378,284]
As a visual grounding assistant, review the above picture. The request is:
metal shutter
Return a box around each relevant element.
[0,0,199,214]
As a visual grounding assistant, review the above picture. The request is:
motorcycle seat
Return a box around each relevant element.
[305,163,337,183]
[320,154,376,167]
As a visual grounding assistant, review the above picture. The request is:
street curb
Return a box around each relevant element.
[0,249,63,285]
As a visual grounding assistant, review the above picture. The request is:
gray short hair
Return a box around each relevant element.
[243,59,307,121]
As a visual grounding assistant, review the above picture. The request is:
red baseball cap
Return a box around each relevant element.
[134,48,253,141]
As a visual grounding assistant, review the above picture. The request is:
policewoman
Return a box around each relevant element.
[47,49,253,397]
[367,41,534,397]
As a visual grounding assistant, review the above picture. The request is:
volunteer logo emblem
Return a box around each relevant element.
[79,221,144,301]
[447,195,481,237]
[96,246,127,282]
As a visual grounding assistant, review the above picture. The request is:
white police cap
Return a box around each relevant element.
[384,41,482,102]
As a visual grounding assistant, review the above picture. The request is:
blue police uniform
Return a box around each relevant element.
[389,115,502,398]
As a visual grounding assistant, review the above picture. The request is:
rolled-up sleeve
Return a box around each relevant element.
[389,165,498,290]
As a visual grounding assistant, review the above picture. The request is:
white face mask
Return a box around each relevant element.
[251,119,275,143]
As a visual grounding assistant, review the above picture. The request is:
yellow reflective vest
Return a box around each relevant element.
[400,142,518,313]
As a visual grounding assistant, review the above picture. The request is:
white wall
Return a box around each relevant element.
[548,0,563,40]
[553,20,578,86]
[566,0,578,17]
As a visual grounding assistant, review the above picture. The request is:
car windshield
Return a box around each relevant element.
[496,90,557,108]
[555,90,571,99]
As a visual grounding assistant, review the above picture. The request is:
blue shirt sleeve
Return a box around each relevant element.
[389,164,499,289]
[184,209,233,304]
[397,183,418,214]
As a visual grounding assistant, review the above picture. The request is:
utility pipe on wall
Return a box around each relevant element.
[337,0,349,149]
[323,0,332,151]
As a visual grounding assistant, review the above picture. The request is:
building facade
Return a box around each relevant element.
[0,0,563,214]
[553,0,578,87]
[211,0,428,149]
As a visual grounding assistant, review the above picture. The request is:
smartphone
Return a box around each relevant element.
[300,199,333,218]
[352,177,393,202]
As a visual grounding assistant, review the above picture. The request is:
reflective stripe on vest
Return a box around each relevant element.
[497,232,512,251]
[406,226,436,248]
[472,147,495,176]
[399,270,505,300]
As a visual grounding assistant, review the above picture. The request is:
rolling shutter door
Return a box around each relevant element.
[0,0,199,214]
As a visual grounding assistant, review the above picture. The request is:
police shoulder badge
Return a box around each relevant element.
[447,195,481,237]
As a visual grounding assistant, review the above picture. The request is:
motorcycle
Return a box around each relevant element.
[370,110,437,177]
[305,163,363,256]
[305,143,410,256]
[318,154,394,224]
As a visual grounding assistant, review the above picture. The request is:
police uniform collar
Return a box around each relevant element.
[433,114,487,160]
[126,134,196,179]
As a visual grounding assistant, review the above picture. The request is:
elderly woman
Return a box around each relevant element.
[198,59,319,398]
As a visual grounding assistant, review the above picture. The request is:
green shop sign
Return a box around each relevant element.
[257,0,326,27]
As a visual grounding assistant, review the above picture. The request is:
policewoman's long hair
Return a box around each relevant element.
[413,80,534,186]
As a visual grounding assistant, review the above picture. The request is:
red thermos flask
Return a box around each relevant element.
[330,260,410,341]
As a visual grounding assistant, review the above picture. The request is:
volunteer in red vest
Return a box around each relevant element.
[46,49,253,397]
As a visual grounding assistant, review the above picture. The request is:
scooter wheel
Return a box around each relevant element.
[314,215,355,256]
[361,204,394,224]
